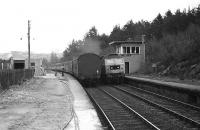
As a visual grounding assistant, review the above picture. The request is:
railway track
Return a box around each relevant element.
[86,87,159,130]
[86,85,200,130]
[113,84,200,124]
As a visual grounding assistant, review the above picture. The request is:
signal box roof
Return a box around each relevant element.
[109,41,143,46]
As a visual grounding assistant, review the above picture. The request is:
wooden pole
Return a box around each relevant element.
[28,20,31,69]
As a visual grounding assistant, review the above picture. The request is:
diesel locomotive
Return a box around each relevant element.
[101,54,125,84]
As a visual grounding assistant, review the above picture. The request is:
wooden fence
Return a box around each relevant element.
[0,69,34,90]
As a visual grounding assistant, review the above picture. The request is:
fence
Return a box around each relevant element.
[0,69,34,90]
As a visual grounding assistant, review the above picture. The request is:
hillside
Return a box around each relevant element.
[0,51,52,60]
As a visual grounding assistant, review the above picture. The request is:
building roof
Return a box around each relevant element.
[109,35,146,46]
[109,41,143,46]
[12,57,26,61]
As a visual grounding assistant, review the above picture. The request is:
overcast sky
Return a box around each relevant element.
[0,0,199,54]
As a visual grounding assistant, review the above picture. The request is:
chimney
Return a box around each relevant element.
[142,35,146,43]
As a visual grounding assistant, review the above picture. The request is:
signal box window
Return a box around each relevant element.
[132,47,135,53]
[116,47,119,53]
[136,47,140,54]
[123,47,126,54]
[127,47,130,54]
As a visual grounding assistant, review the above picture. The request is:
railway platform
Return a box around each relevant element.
[58,73,103,130]
[0,72,102,130]
[0,73,73,130]
[126,75,200,104]
[126,76,200,92]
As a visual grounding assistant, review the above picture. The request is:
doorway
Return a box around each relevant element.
[14,63,25,69]
[125,62,129,74]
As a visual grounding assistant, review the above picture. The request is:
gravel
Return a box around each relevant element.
[0,74,73,130]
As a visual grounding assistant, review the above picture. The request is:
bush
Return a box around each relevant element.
[148,24,200,64]
[146,24,200,78]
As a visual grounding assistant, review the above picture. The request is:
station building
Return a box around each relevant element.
[25,58,43,69]
[109,36,145,74]
[25,58,45,76]
[0,57,43,70]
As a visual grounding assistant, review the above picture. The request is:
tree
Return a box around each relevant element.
[98,33,110,49]
[151,13,164,39]
[109,25,123,41]
[62,40,84,61]
[42,58,49,68]
[50,52,59,64]
[60,4,200,69]
[122,20,136,40]
[165,10,173,18]
[195,4,200,26]
[85,26,98,39]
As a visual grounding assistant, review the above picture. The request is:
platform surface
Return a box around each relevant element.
[126,76,200,92]
[59,74,103,130]
[0,74,73,130]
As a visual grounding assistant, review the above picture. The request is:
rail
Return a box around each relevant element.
[100,88,160,130]
[111,85,200,128]
[85,88,115,130]
[87,87,159,129]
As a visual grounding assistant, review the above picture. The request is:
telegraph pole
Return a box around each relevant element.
[28,20,31,68]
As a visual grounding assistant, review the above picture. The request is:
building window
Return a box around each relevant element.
[131,46,140,54]
[31,62,35,67]
[122,46,139,54]
[116,47,119,54]
[123,47,126,54]
[127,47,130,54]
[132,47,135,53]
[136,47,140,54]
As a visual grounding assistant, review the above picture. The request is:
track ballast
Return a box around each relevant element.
[86,85,200,130]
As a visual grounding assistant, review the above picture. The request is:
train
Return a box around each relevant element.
[52,53,125,86]
[101,54,125,84]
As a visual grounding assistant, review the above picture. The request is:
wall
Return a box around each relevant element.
[25,59,43,69]
[120,43,145,74]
